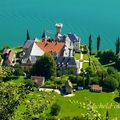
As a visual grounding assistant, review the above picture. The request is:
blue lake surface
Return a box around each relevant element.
[0,0,120,50]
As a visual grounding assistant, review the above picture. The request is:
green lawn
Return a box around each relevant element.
[56,90,120,119]
[91,55,104,71]
[83,53,89,60]
[12,88,120,119]
[82,62,94,71]
[13,46,22,52]
[91,55,117,72]
[6,76,25,86]
[74,53,80,60]
[3,76,120,119]
[82,62,89,70]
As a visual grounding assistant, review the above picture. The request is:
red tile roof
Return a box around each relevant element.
[90,85,102,91]
[36,40,65,54]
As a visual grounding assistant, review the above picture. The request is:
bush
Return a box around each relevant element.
[13,64,24,76]
[85,66,94,76]
[90,77,99,85]
[99,50,116,64]
[115,59,120,71]
[107,67,117,75]
[24,79,35,90]
[50,103,61,116]
[69,75,77,83]
[103,76,119,91]
[97,50,102,57]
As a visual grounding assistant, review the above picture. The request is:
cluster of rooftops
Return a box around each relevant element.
[22,23,81,72]
[1,24,81,74]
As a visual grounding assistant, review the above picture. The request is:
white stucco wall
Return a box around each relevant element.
[30,42,44,56]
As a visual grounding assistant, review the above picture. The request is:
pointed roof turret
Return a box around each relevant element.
[41,30,47,39]
[27,29,30,40]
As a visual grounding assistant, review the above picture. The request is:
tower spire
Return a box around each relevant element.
[41,30,47,40]
[26,29,30,40]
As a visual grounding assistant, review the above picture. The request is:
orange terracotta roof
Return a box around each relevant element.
[90,85,102,91]
[36,40,65,54]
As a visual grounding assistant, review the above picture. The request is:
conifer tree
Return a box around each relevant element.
[97,35,101,54]
[26,30,30,40]
[89,58,91,66]
[106,110,109,120]
[115,37,120,55]
[88,34,92,55]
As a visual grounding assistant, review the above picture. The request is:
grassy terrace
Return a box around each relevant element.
[74,53,80,60]
[91,55,104,71]
[2,76,120,119]
[82,62,89,70]
[13,88,120,119]
[83,53,89,60]
[13,46,22,52]
[91,55,116,72]
[57,90,120,119]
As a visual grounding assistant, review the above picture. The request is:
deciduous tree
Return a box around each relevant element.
[31,53,56,79]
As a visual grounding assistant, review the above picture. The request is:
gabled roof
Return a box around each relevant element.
[63,33,80,43]
[90,85,103,91]
[22,41,44,64]
[3,49,11,54]
[2,49,15,65]
[23,40,34,49]
[36,41,65,54]
[65,80,73,88]
[55,56,77,66]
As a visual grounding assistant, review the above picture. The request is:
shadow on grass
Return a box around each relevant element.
[114,97,120,103]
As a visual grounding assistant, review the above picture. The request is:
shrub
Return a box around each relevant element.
[24,79,35,90]
[103,76,119,91]
[50,103,61,116]
[99,50,116,64]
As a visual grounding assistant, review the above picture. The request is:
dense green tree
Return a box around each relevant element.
[103,75,119,91]
[99,50,116,64]
[88,34,92,55]
[90,76,99,85]
[85,66,94,76]
[0,66,13,81]
[13,64,24,76]
[69,75,83,85]
[24,79,35,91]
[115,37,120,55]
[115,58,120,71]
[0,83,26,120]
[50,103,61,116]
[31,53,56,79]
[107,67,117,75]
[97,35,101,54]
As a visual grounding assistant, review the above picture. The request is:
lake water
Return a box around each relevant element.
[0,0,120,50]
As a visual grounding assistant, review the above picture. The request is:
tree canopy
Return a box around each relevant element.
[31,53,56,79]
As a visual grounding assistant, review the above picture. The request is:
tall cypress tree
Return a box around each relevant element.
[97,35,101,54]
[89,58,91,66]
[106,110,109,120]
[88,34,92,55]
[115,37,120,55]
[26,30,30,40]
